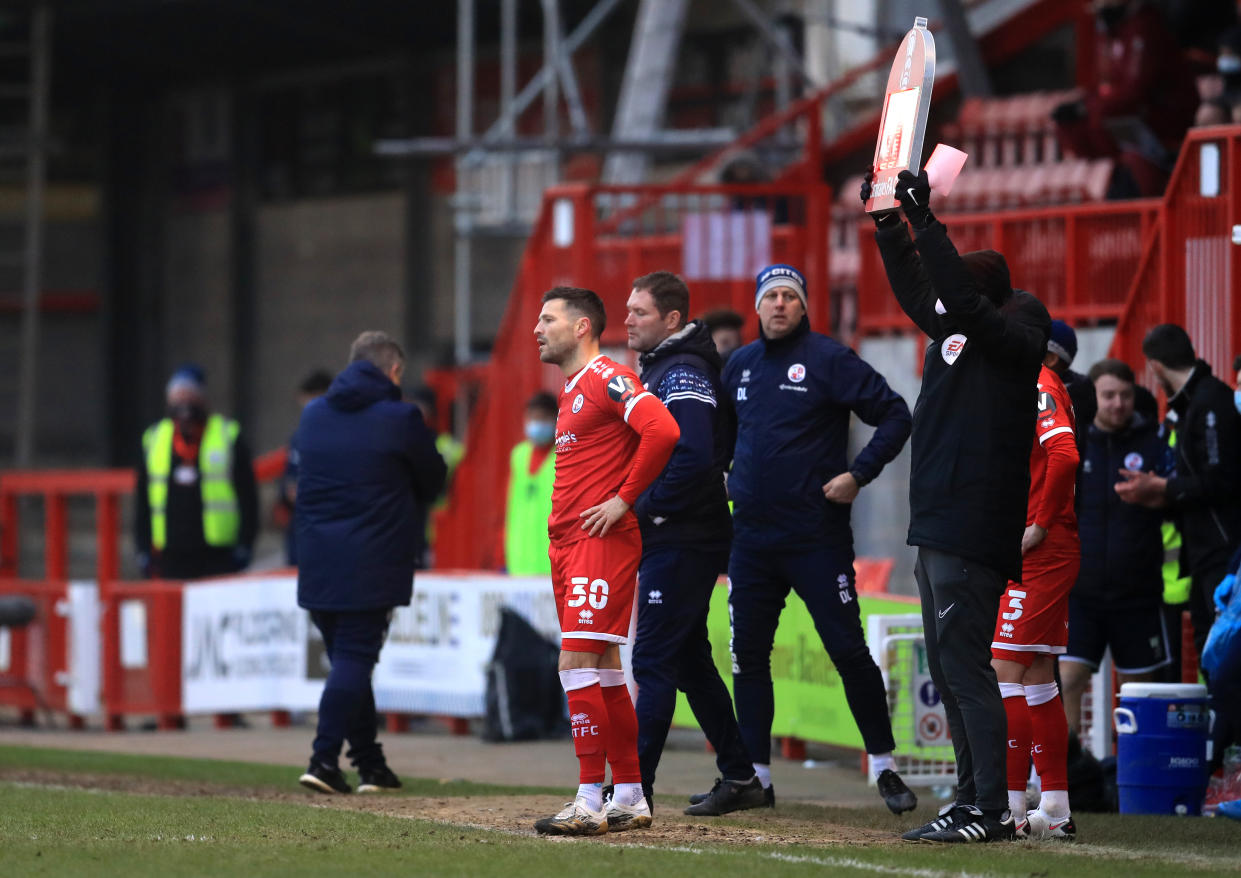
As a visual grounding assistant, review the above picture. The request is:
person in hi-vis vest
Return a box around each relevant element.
[134,364,258,580]
[504,392,557,575]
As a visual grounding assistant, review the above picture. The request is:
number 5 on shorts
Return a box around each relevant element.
[567,576,610,609]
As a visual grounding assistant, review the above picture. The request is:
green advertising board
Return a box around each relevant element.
[671,584,920,749]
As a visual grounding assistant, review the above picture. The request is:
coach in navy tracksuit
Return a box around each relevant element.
[722,263,917,814]
[295,331,446,795]
[623,271,764,818]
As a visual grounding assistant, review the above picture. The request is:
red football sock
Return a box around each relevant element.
[566,684,608,784]
[600,682,642,784]
[1002,692,1032,795]
[1028,688,1069,792]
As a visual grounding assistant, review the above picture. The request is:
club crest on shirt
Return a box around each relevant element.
[1124,452,1144,471]
[787,363,806,383]
[572,393,584,413]
[941,333,967,365]
[606,374,639,404]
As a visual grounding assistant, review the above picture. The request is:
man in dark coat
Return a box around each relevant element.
[1116,324,1241,657]
[721,262,917,816]
[869,168,1051,843]
[622,271,761,817]
[295,331,446,794]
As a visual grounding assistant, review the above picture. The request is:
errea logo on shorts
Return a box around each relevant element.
[942,333,967,365]
[578,609,594,624]
[648,590,663,604]
[1000,622,1014,637]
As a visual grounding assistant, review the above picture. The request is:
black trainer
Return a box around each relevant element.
[689,782,774,808]
[357,764,402,793]
[901,802,972,841]
[877,769,918,814]
[683,777,768,816]
[920,807,1016,843]
[299,761,352,794]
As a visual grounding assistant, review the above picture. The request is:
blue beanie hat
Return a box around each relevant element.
[1047,320,1077,366]
[754,263,807,312]
[167,362,207,396]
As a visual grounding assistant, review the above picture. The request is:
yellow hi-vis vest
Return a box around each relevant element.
[144,415,241,551]
[1162,426,1192,604]
[504,440,555,575]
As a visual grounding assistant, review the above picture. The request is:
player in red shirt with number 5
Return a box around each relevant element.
[532,286,680,837]
[991,359,1080,841]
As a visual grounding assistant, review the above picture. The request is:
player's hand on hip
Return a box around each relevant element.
[822,472,860,504]
[580,495,631,537]
[1021,523,1047,556]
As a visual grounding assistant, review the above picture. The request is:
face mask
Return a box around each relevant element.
[1234,389,1241,416]
[168,403,207,430]
[1220,56,1241,75]
[525,420,555,446]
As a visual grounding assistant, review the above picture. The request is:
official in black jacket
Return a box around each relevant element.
[722,262,917,815]
[1117,324,1241,656]
[624,271,762,817]
[871,169,1050,842]
[295,331,446,795]
[1060,359,1173,734]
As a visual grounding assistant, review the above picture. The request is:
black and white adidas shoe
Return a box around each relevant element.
[920,807,1016,843]
[901,802,971,841]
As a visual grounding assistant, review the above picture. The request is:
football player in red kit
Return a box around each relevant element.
[532,286,680,837]
[991,360,1079,840]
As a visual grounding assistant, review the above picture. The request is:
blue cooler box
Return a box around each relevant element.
[1113,682,1210,815]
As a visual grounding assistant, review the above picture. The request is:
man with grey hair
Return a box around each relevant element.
[295,331,446,794]
[134,362,258,580]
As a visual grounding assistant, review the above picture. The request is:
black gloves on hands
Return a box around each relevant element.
[894,169,934,230]
[861,168,901,230]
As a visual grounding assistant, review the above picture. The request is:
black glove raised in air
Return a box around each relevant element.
[860,168,901,230]
[894,169,934,230]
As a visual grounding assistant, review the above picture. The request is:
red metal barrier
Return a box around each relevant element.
[0,580,74,726]
[99,580,184,730]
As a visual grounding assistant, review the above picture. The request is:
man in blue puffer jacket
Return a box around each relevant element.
[722,263,917,814]
[295,331,446,795]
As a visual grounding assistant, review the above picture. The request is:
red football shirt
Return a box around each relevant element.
[1028,364,1079,530]
[549,354,677,545]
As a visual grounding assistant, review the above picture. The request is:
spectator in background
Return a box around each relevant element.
[700,308,746,364]
[1042,320,1156,446]
[504,392,557,575]
[276,368,333,566]
[1117,324,1241,659]
[1060,359,1173,734]
[295,331,446,795]
[1194,30,1241,127]
[134,364,258,580]
[410,387,462,568]
[1053,0,1198,197]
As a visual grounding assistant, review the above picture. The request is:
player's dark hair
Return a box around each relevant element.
[542,286,606,339]
[632,271,689,329]
[525,391,558,417]
[701,308,744,331]
[1087,358,1135,385]
[1141,323,1196,370]
[299,369,333,396]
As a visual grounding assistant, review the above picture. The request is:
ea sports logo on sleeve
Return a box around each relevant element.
[941,333,967,365]
[787,363,806,383]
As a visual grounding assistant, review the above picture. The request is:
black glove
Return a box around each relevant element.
[1051,99,1086,125]
[894,169,934,229]
[861,167,901,229]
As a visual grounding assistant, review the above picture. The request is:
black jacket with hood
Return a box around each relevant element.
[875,220,1051,582]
